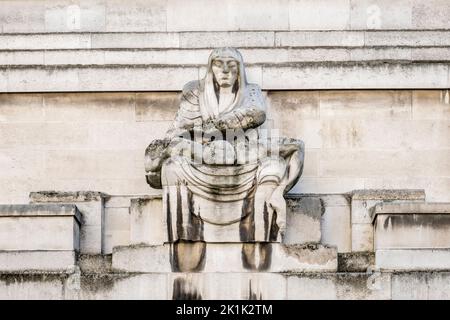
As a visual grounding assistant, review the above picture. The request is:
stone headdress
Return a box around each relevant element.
[199,47,248,120]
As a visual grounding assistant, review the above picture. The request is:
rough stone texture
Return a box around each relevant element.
[78,254,112,274]
[30,191,109,203]
[66,273,169,300]
[376,249,450,271]
[3,268,450,299]
[129,196,165,246]
[352,189,426,201]
[338,252,375,272]
[286,272,391,300]
[0,274,66,300]
[112,243,337,273]
[284,196,322,245]
[392,272,450,300]
[30,191,109,254]
[0,251,77,273]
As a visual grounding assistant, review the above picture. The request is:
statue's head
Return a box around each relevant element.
[207,47,246,90]
[200,48,248,119]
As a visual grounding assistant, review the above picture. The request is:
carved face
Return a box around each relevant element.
[211,58,239,88]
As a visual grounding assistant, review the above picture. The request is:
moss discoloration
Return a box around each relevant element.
[0,273,67,286]
[286,196,323,220]
[30,191,110,203]
[338,252,375,272]
[78,254,112,274]
[352,189,425,201]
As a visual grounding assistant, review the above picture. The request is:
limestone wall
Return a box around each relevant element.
[1,0,450,300]
[0,0,449,220]
[1,90,448,204]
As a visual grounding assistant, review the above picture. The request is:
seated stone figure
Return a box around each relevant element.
[145,47,304,243]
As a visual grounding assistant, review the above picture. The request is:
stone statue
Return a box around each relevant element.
[145,47,304,244]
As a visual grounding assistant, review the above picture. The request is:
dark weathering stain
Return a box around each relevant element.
[239,188,256,242]
[263,202,279,242]
[173,184,204,242]
[383,214,450,230]
[170,241,207,272]
[176,184,183,239]
[166,192,173,242]
[172,277,202,300]
[241,243,272,271]
[188,188,204,241]
[248,280,263,300]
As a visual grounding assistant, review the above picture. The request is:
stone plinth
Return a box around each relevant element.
[372,202,450,271]
[0,204,80,272]
[350,189,426,252]
[284,196,322,245]
[112,243,337,273]
[127,195,323,246]
[30,191,110,254]
[129,196,165,246]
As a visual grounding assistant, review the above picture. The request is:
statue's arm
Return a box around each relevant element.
[165,81,201,139]
[209,84,266,132]
[212,107,266,132]
[145,81,201,175]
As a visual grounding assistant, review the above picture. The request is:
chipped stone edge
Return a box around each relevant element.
[371,202,450,224]
[0,204,82,224]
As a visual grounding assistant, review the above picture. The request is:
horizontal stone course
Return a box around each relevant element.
[2,31,450,51]
[2,269,450,300]
[2,0,450,33]
[1,62,448,92]
[3,47,450,68]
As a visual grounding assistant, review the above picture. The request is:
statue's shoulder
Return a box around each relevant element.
[178,80,201,117]
[244,83,265,107]
[246,83,263,94]
[181,80,201,105]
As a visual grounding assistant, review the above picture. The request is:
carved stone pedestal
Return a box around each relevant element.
[112,242,337,273]
[0,204,80,272]
[372,202,450,271]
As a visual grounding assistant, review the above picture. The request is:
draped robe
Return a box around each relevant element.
[145,48,304,243]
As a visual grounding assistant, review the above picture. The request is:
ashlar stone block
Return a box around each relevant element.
[0,204,80,272]
[372,202,450,271]
[129,196,166,246]
[284,195,322,245]
[350,189,425,252]
[30,191,109,254]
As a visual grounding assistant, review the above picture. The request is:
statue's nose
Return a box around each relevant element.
[222,65,230,73]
